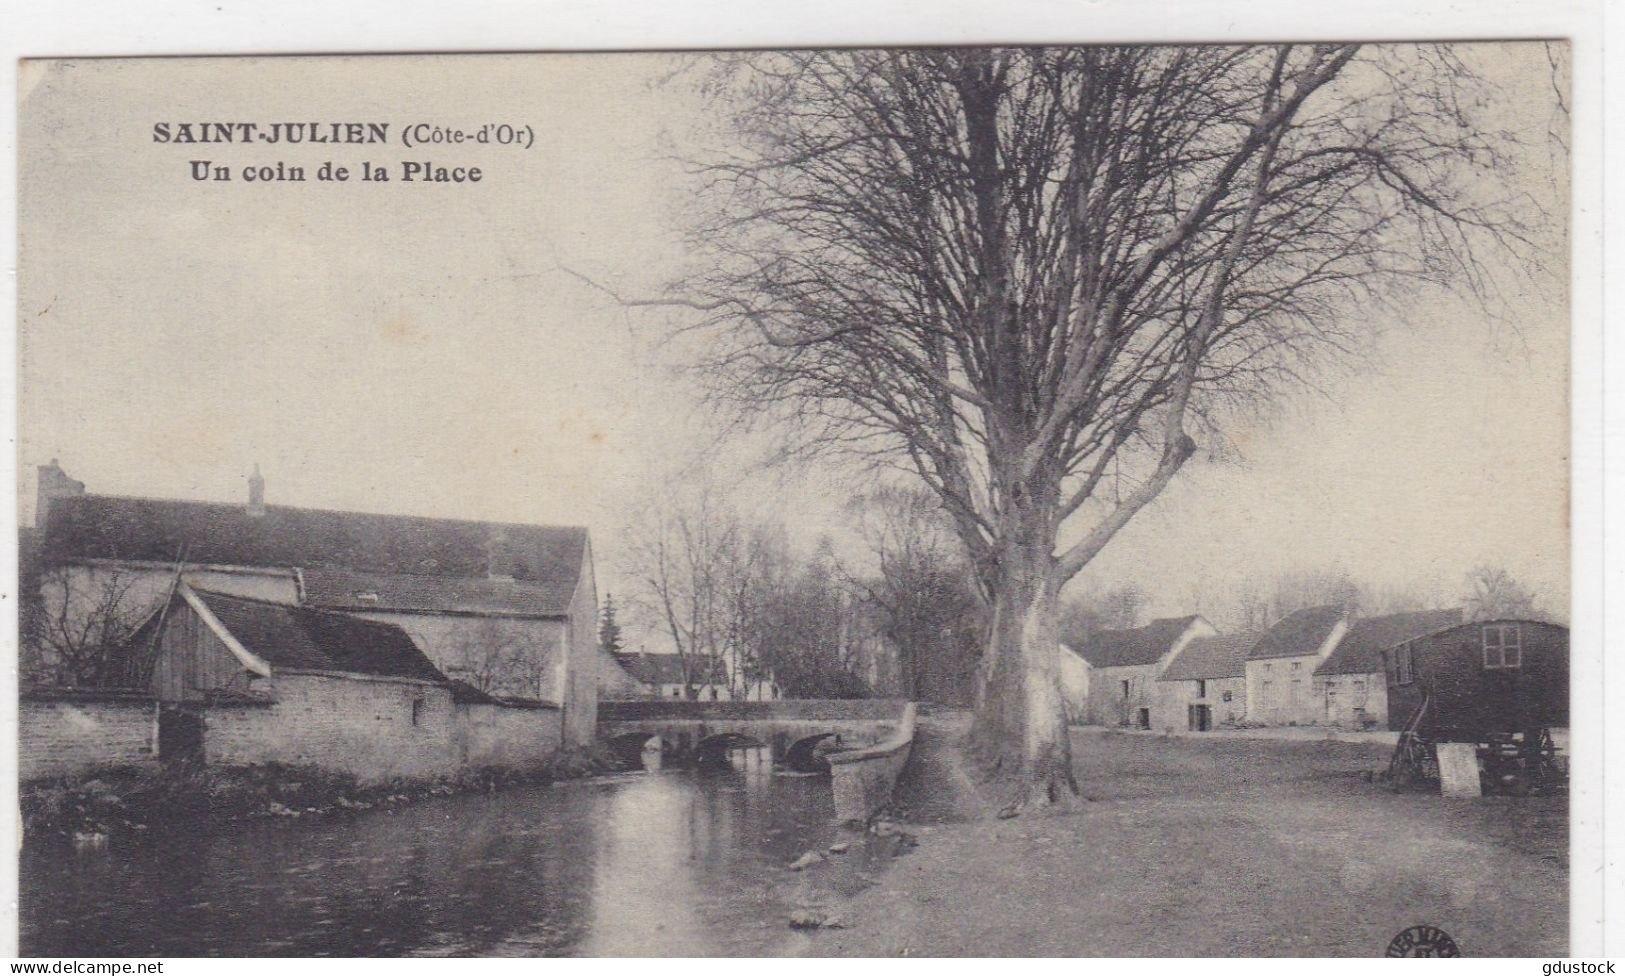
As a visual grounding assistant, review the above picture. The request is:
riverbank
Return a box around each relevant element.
[20,748,611,843]
[808,712,1567,957]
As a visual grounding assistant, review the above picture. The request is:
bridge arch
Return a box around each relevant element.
[608,732,663,767]
[694,732,766,764]
[785,732,841,773]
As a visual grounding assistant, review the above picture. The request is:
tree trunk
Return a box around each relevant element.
[969,497,1080,814]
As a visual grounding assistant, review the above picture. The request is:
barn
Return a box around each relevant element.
[126,582,565,778]
[1153,632,1255,731]
[1064,616,1215,728]
[31,462,601,746]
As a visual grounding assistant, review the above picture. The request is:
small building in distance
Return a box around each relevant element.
[1065,616,1216,728]
[611,652,738,701]
[1312,608,1463,729]
[1153,632,1256,731]
[1243,605,1349,725]
[598,646,651,701]
[1381,619,1569,734]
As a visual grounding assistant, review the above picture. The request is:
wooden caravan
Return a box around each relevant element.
[1381,619,1568,795]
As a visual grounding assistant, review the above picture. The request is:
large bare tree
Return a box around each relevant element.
[656,45,1547,808]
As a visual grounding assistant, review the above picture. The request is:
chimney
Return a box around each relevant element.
[486,531,514,581]
[35,458,85,528]
[247,463,266,517]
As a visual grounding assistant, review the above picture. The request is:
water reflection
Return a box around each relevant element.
[21,748,891,957]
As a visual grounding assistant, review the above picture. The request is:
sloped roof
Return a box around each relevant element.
[448,678,501,704]
[614,652,727,686]
[184,588,448,682]
[1161,632,1258,681]
[1315,608,1464,675]
[301,567,572,617]
[1248,605,1347,660]
[40,494,587,615]
[1068,616,1200,669]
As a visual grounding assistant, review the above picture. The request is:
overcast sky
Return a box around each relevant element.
[17,47,1569,639]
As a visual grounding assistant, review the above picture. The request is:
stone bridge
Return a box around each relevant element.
[597,698,916,821]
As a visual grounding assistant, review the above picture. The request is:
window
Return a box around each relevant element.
[411,698,425,726]
[1291,661,1301,671]
[1195,679,1207,699]
[1222,690,1233,703]
[671,687,681,697]
[1483,624,1522,669]
[1121,679,1130,700]
[1394,643,1414,685]
[709,687,719,700]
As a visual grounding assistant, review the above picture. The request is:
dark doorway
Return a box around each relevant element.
[1188,704,1212,732]
[1136,708,1151,730]
[158,705,204,763]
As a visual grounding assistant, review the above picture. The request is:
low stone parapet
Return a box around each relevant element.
[826,701,916,823]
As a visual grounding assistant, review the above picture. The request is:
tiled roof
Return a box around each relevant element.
[1315,608,1464,675]
[1067,616,1200,669]
[613,652,727,686]
[301,567,572,617]
[40,494,587,615]
[1247,605,1347,660]
[186,588,448,683]
[1161,632,1258,681]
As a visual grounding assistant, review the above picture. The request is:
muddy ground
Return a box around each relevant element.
[810,712,1566,957]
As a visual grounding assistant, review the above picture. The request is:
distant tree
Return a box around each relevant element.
[443,618,551,699]
[848,488,984,705]
[1059,582,1148,640]
[741,541,872,699]
[1463,564,1543,622]
[21,565,154,689]
[624,483,750,700]
[598,593,626,655]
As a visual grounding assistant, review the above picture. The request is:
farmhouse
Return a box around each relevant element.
[1153,632,1256,731]
[1312,608,1462,729]
[1064,616,1215,727]
[30,461,600,747]
[1243,605,1348,725]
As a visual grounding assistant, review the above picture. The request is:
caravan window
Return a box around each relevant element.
[1393,643,1414,685]
[1483,624,1522,669]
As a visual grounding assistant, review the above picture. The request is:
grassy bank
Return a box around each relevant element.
[21,748,612,842]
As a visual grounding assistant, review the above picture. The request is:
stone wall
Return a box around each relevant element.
[562,552,600,746]
[204,673,459,783]
[1150,676,1247,731]
[1083,664,1159,727]
[352,611,569,704]
[454,701,562,770]
[827,702,916,823]
[1058,647,1091,723]
[19,690,157,780]
[1314,672,1387,729]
